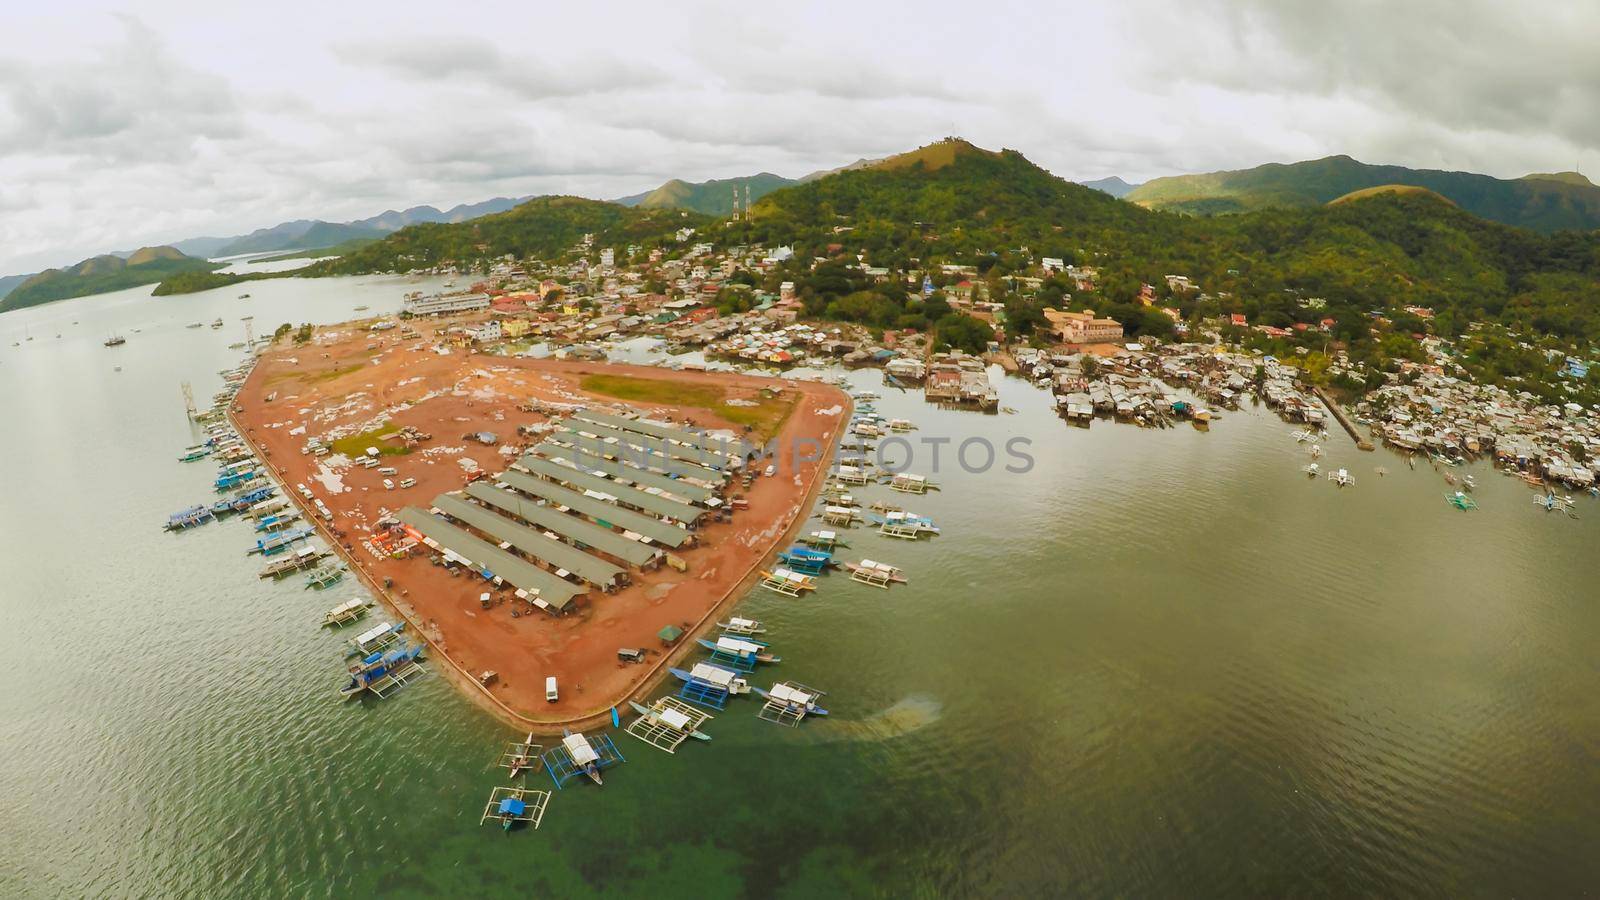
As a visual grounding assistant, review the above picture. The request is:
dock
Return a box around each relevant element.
[1313,386,1374,451]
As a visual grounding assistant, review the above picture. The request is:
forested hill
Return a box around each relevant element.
[1126,155,1600,232]
[1,247,219,312]
[717,140,1600,344]
[307,196,708,276]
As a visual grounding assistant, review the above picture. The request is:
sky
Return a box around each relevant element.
[2,0,1596,274]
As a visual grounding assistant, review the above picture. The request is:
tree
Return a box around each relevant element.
[935,313,993,354]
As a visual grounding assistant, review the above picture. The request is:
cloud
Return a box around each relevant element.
[2,0,1596,275]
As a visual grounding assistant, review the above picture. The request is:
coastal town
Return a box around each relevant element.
[312,222,1597,495]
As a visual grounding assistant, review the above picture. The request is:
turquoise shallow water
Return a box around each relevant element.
[2,278,1598,897]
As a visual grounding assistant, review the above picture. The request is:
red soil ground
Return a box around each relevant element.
[232,323,846,731]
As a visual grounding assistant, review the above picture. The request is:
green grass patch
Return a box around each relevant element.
[579,374,799,442]
[329,421,409,458]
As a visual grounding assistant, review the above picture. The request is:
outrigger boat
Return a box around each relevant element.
[164,504,215,531]
[754,682,829,726]
[178,445,212,462]
[668,662,751,710]
[626,698,713,751]
[215,485,276,516]
[542,731,625,788]
[716,616,766,635]
[249,526,315,556]
[873,510,940,539]
[845,558,906,588]
[479,786,549,832]
[697,635,780,671]
[888,472,937,494]
[1444,491,1479,511]
[255,510,302,532]
[304,565,344,589]
[821,505,861,527]
[799,530,847,550]
[345,620,405,657]
[1327,468,1354,487]
[1301,462,1320,477]
[499,732,542,779]
[259,544,329,578]
[778,545,837,574]
[758,567,817,596]
[340,642,425,699]
[321,597,372,627]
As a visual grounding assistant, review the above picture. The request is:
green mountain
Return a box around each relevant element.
[216,220,389,257]
[1,247,220,312]
[306,196,707,277]
[613,173,796,216]
[1079,176,1141,198]
[1125,156,1600,232]
[0,272,35,301]
[723,139,1600,354]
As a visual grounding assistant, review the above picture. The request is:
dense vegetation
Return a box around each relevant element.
[1126,155,1600,232]
[305,196,708,276]
[615,173,796,216]
[150,269,288,296]
[1,248,219,311]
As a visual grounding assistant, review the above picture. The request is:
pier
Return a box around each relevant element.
[1313,386,1374,451]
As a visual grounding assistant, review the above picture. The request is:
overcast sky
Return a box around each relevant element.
[3,0,1596,274]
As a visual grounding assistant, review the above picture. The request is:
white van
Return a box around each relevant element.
[398,477,416,489]
[377,466,398,476]
[382,479,394,490]
[545,676,558,702]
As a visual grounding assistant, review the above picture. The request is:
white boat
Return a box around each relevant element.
[717,616,766,635]
[1327,468,1355,487]
[321,597,372,627]
[1302,463,1320,477]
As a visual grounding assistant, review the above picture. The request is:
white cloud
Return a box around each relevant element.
[1,0,1595,275]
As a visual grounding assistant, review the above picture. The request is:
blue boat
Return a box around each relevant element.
[668,662,751,710]
[255,511,301,532]
[542,731,625,789]
[697,635,780,672]
[753,682,830,723]
[214,469,262,491]
[164,504,215,531]
[251,527,315,556]
[213,485,275,515]
[340,642,425,698]
[778,545,836,574]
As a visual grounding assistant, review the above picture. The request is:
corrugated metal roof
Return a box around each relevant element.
[430,493,623,588]
[563,416,732,479]
[539,435,722,501]
[465,482,659,567]
[521,452,709,521]
[496,470,690,548]
[575,408,741,458]
[398,508,582,609]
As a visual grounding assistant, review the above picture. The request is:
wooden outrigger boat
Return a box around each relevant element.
[821,505,861,527]
[304,565,344,589]
[345,620,405,657]
[874,510,939,539]
[479,786,550,832]
[178,445,212,462]
[754,682,829,726]
[833,464,871,485]
[321,597,372,627]
[340,642,425,699]
[845,559,906,588]
[799,530,847,550]
[1327,468,1355,487]
[626,698,713,751]
[250,526,315,556]
[1444,491,1479,511]
[716,616,766,635]
[499,732,543,779]
[779,545,836,574]
[255,510,303,532]
[888,472,937,494]
[669,662,751,710]
[697,635,780,671]
[542,731,625,789]
[164,504,215,531]
[259,544,329,578]
[758,567,817,596]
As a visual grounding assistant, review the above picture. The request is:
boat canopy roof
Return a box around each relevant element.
[770,683,813,704]
[690,662,735,687]
[717,636,761,654]
[659,708,691,730]
[562,733,599,765]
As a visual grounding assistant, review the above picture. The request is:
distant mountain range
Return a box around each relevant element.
[0,195,535,306]
[1125,156,1600,231]
[0,246,219,312]
[1079,176,1142,198]
[613,174,796,216]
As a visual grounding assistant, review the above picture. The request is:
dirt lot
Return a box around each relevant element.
[233,321,846,730]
